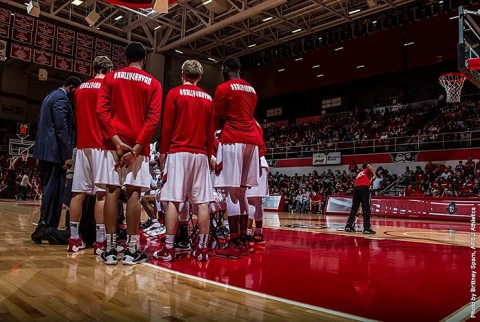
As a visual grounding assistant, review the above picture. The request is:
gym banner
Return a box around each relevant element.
[56,40,74,56]
[76,46,93,62]
[262,195,285,212]
[76,33,94,48]
[95,38,112,54]
[112,44,124,57]
[36,20,55,37]
[34,34,54,50]
[54,56,73,72]
[13,14,34,31]
[10,43,31,62]
[74,60,92,76]
[33,50,53,67]
[57,27,75,43]
[0,8,10,24]
[0,24,9,39]
[12,27,32,45]
[325,195,480,221]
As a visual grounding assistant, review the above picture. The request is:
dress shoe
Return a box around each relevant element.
[31,224,47,244]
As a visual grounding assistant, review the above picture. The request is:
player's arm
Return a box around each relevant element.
[135,81,163,156]
[96,76,117,142]
[213,86,228,130]
[52,96,73,163]
[367,164,376,180]
[206,101,215,162]
[159,89,175,171]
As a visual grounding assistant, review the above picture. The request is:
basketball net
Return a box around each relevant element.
[439,73,466,103]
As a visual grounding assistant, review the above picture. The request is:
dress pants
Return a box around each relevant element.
[346,185,371,230]
[38,160,66,228]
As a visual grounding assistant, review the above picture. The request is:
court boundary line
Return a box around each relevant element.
[143,262,377,322]
[442,297,480,321]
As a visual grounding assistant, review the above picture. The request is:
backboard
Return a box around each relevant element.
[458,6,480,88]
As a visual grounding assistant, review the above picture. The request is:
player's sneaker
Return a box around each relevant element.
[213,243,240,259]
[123,249,148,265]
[67,238,86,252]
[140,219,153,229]
[253,233,266,246]
[147,225,166,238]
[234,239,250,256]
[174,240,191,252]
[243,234,255,247]
[363,228,376,235]
[94,241,107,255]
[143,222,161,233]
[192,245,209,261]
[345,226,356,233]
[153,245,175,262]
[100,248,118,265]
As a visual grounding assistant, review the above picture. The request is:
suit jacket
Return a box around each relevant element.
[33,88,74,164]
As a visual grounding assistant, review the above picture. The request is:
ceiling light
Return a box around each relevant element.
[208,57,216,62]
[316,74,324,77]
[248,44,257,48]
[312,65,320,68]
[114,15,123,21]
[334,47,344,51]
[318,37,322,40]
[175,50,184,54]
[356,65,365,69]
[372,20,377,24]
[278,68,285,72]
[348,9,361,15]
[203,0,213,4]
[295,58,303,61]
[262,17,273,22]
[154,25,162,30]
[439,0,443,3]
[10,12,15,16]
[404,42,414,46]
[72,0,83,6]
[292,28,302,34]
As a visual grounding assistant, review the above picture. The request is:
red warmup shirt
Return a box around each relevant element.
[97,66,162,156]
[214,79,263,147]
[255,122,267,157]
[354,168,373,187]
[160,84,214,157]
[74,78,104,149]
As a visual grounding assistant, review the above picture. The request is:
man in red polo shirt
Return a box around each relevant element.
[96,42,162,265]
[153,60,214,262]
[68,56,113,254]
[345,163,376,234]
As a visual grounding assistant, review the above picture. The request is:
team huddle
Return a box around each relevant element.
[54,42,268,265]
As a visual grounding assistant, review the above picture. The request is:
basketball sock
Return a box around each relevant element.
[254,228,263,235]
[106,233,116,251]
[165,234,175,249]
[178,223,189,240]
[151,218,159,224]
[70,222,80,239]
[198,234,208,249]
[247,228,252,236]
[127,235,137,253]
[223,220,229,229]
[230,232,239,240]
[96,224,105,243]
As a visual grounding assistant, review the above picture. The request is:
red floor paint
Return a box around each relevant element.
[142,229,472,321]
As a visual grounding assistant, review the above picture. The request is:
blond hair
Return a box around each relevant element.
[181,60,203,81]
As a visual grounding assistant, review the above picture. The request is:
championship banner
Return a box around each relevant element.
[57,27,75,43]
[325,195,480,222]
[312,153,326,165]
[75,46,93,62]
[34,34,54,50]
[76,33,94,48]
[0,8,10,24]
[112,43,124,57]
[33,50,53,67]
[13,14,34,31]
[0,24,9,39]
[36,21,55,37]
[12,28,33,45]
[54,56,73,72]
[112,55,125,69]
[56,40,74,56]
[74,60,92,76]
[10,43,31,62]
[95,38,112,54]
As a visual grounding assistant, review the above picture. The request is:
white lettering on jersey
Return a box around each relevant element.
[179,88,212,101]
[113,71,152,85]
[79,82,102,89]
[230,83,256,94]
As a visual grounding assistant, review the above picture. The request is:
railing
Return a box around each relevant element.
[266,130,480,160]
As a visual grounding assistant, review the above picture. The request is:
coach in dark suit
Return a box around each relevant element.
[31,76,82,244]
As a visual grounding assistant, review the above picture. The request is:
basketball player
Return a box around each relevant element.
[96,42,162,265]
[213,57,263,259]
[154,60,214,262]
[67,56,113,253]
[246,122,268,246]
[345,163,376,234]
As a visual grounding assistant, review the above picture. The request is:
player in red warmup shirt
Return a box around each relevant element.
[153,60,214,263]
[213,57,263,259]
[96,42,162,265]
[345,163,376,234]
[68,56,113,254]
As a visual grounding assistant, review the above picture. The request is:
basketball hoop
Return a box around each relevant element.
[439,73,466,103]
[20,153,28,162]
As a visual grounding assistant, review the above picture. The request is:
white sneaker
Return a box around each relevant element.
[147,225,166,238]
[143,222,161,233]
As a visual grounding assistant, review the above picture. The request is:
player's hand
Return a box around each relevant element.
[63,159,73,169]
[117,151,136,169]
[209,156,216,171]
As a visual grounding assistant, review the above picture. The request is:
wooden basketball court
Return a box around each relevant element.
[0,199,477,321]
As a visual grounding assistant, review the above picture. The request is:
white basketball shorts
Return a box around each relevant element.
[214,143,259,188]
[72,148,105,195]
